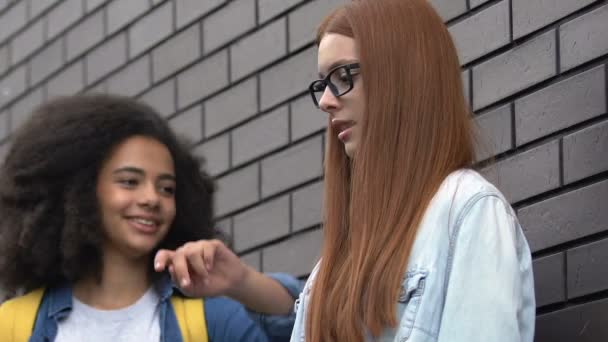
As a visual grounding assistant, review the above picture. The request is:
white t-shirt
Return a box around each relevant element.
[55,287,161,342]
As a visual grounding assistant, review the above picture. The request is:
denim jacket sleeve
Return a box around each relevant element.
[436,194,535,342]
[247,273,304,342]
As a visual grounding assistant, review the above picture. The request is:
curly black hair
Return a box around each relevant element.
[0,94,216,294]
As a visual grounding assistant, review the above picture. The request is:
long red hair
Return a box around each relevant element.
[307,0,475,340]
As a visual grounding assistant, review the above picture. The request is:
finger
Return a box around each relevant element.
[154,249,176,272]
[172,247,192,288]
[168,265,178,284]
[185,245,208,278]
[202,240,222,271]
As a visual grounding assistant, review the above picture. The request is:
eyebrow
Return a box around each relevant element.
[113,167,176,181]
[318,59,359,78]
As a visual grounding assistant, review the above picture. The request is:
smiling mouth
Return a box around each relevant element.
[127,217,161,234]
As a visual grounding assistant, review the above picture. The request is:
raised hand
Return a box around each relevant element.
[154,239,250,298]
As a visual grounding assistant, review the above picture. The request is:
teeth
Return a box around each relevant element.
[133,218,155,226]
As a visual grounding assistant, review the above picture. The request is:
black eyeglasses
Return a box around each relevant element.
[308,63,360,108]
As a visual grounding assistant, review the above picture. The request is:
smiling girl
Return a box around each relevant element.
[0,94,298,342]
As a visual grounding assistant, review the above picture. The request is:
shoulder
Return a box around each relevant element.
[428,169,510,225]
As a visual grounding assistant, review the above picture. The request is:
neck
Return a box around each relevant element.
[73,246,152,310]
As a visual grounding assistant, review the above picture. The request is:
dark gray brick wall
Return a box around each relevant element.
[533,252,566,307]
[519,179,608,252]
[1,2,606,340]
[449,0,510,65]
[203,0,255,55]
[514,64,606,146]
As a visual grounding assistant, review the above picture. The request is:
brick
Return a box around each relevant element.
[86,80,106,94]
[0,45,8,75]
[469,0,491,9]
[177,50,228,109]
[9,87,44,131]
[86,33,127,85]
[203,0,256,54]
[513,0,594,39]
[176,0,225,29]
[0,66,26,107]
[536,298,608,342]
[215,163,259,216]
[106,55,151,97]
[472,30,556,110]
[292,180,323,232]
[192,133,229,177]
[0,1,26,43]
[462,69,470,107]
[85,0,107,13]
[473,104,512,161]
[288,0,345,52]
[258,0,304,24]
[560,4,608,71]
[47,0,83,39]
[518,180,608,252]
[30,38,64,85]
[230,19,287,80]
[168,105,203,143]
[10,19,44,64]
[204,77,257,137]
[533,253,566,307]
[567,238,608,299]
[482,140,559,203]
[107,0,149,34]
[240,251,261,272]
[262,229,322,276]
[29,0,60,19]
[232,105,289,165]
[428,0,467,22]
[66,10,104,61]
[564,120,608,184]
[260,46,317,110]
[46,61,85,97]
[152,24,200,82]
[233,196,290,252]
[0,110,8,141]
[515,65,605,146]
[138,79,175,118]
[449,0,510,66]
[291,94,326,141]
[129,2,173,58]
[261,135,323,197]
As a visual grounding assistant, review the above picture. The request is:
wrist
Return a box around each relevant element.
[226,262,254,300]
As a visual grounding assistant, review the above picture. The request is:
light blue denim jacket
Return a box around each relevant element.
[291,169,536,341]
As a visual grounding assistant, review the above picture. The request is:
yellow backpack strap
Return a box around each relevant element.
[0,288,46,342]
[170,295,208,342]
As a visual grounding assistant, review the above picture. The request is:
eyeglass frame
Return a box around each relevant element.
[308,63,360,108]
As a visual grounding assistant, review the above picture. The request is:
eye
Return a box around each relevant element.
[158,183,176,196]
[118,178,139,187]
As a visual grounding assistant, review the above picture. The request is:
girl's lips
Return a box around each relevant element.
[338,127,352,142]
[127,217,160,234]
[331,119,355,142]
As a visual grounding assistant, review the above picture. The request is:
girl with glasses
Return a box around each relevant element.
[296,0,536,341]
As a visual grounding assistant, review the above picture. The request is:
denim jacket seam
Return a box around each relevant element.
[411,324,438,339]
[442,192,504,295]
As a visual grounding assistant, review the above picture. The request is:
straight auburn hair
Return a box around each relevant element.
[307,0,476,340]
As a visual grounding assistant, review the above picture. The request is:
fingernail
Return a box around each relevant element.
[181,279,189,287]
[155,262,161,270]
